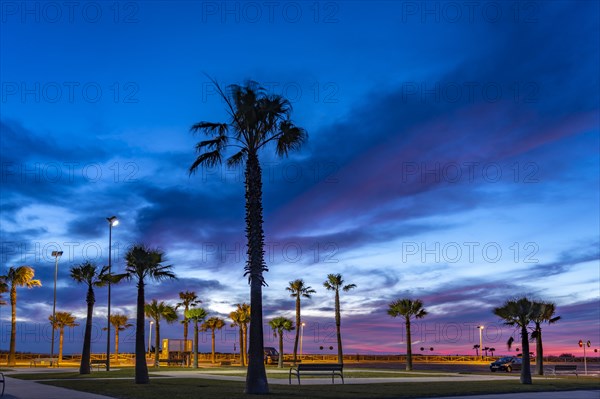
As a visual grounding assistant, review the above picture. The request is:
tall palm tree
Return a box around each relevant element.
[70,261,112,374]
[103,314,133,361]
[201,317,226,364]
[145,299,178,367]
[0,266,42,366]
[531,301,560,375]
[230,303,251,366]
[286,279,315,364]
[176,291,201,353]
[190,79,307,394]
[124,244,176,384]
[48,311,78,365]
[269,317,294,368]
[387,298,428,371]
[184,307,208,368]
[493,297,535,384]
[323,274,356,364]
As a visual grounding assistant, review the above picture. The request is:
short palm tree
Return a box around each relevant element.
[323,274,356,364]
[286,279,315,364]
[185,307,208,368]
[387,298,428,371]
[124,244,176,384]
[48,311,79,364]
[269,317,294,368]
[201,317,226,364]
[103,314,133,361]
[0,266,42,366]
[70,261,111,374]
[145,299,178,367]
[230,303,251,366]
[176,291,201,352]
[493,297,535,384]
[190,79,307,394]
[473,344,480,356]
[531,301,560,375]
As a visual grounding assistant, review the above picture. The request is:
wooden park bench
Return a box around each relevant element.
[158,358,185,367]
[289,364,344,384]
[90,359,108,371]
[546,364,578,377]
[0,372,5,397]
[29,358,57,367]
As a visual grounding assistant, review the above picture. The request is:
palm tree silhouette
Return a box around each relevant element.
[269,316,294,368]
[103,314,133,362]
[531,301,560,375]
[176,291,201,353]
[287,279,315,365]
[124,244,176,384]
[48,311,79,365]
[230,303,251,366]
[323,274,356,364]
[387,298,427,371]
[493,297,536,384]
[473,344,480,356]
[145,299,178,367]
[185,307,208,368]
[70,261,111,374]
[0,266,41,366]
[201,317,226,364]
[189,79,307,394]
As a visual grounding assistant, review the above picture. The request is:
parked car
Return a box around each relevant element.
[264,347,279,365]
[490,356,522,372]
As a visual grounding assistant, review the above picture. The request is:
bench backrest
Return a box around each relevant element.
[554,365,577,370]
[297,364,343,371]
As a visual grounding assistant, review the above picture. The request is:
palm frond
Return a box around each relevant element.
[189,150,223,173]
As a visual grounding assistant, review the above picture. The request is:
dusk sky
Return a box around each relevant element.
[1,1,599,358]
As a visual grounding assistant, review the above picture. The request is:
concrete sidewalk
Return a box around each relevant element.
[1,376,116,399]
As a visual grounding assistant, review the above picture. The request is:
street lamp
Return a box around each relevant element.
[477,326,484,360]
[148,320,154,356]
[50,250,63,365]
[299,322,306,357]
[106,216,119,371]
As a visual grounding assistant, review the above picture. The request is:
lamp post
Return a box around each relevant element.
[106,216,119,371]
[148,321,154,356]
[50,250,63,365]
[477,326,484,361]
[299,322,306,358]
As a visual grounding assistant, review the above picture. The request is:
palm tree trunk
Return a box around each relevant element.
[520,325,532,384]
[243,323,249,366]
[278,331,284,369]
[246,277,268,393]
[335,290,343,364]
[8,285,16,366]
[211,329,216,363]
[193,321,199,369]
[238,326,244,365]
[244,152,269,394]
[154,322,160,367]
[58,327,64,364]
[115,329,120,360]
[134,281,149,384]
[293,296,300,364]
[183,312,189,352]
[535,323,543,375]
[405,317,412,371]
[79,287,94,374]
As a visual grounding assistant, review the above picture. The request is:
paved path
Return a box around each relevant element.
[1,376,116,399]
[2,368,598,399]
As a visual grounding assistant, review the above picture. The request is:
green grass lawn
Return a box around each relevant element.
[39,378,600,399]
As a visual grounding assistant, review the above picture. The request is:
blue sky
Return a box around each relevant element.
[1,1,599,357]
